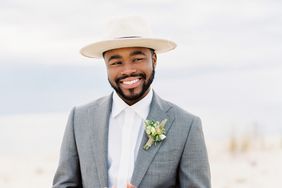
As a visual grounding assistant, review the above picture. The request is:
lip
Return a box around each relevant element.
[119,77,143,89]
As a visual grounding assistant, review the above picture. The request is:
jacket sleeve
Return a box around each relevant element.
[179,116,211,188]
[52,108,82,188]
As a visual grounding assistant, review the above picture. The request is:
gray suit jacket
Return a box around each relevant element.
[53,92,211,188]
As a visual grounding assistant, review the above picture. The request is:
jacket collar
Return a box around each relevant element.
[130,92,175,187]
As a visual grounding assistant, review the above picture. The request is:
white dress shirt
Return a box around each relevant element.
[107,89,153,188]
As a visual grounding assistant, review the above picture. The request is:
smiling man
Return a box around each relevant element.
[53,17,211,188]
[104,47,156,105]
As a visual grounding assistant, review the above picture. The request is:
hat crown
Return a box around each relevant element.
[80,16,176,58]
[106,16,153,39]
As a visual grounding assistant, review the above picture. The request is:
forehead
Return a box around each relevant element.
[103,47,151,58]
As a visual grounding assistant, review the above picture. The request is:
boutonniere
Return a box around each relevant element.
[143,119,168,150]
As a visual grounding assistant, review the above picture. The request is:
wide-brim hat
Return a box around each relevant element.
[80,16,177,58]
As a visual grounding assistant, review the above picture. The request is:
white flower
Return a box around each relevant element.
[143,119,168,150]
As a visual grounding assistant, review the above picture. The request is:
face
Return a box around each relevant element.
[104,47,157,105]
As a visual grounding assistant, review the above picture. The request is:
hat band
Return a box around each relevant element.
[115,36,141,39]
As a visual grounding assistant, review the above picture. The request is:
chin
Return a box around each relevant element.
[122,91,143,100]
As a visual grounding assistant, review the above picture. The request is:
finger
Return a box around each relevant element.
[127,183,136,188]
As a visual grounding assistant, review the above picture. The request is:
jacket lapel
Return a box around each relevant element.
[131,92,175,187]
[88,94,113,188]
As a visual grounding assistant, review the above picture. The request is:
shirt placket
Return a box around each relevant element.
[116,108,135,188]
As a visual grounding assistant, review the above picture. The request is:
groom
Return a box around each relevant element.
[53,17,211,188]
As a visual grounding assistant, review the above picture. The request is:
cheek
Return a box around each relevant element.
[145,60,155,70]
[107,70,114,80]
[145,65,154,74]
[107,69,118,82]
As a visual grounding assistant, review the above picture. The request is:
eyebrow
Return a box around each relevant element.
[130,50,146,56]
[108,55,122,62]
[107,50,146,62]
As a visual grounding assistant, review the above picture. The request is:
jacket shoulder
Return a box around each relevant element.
[74,94,112,113]
[160,97,200,121]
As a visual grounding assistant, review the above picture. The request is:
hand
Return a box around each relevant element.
[112,183,136,188]
[126,183,135,188]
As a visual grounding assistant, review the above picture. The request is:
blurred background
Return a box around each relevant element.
[1,0,281,187]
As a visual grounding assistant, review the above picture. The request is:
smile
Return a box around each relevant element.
[122,78,140,85]
[119,77,143,89]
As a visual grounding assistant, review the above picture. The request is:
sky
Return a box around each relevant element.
[1,0,282,137]
[2,0,281,67]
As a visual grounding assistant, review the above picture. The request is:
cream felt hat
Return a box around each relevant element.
[80,16,177,58]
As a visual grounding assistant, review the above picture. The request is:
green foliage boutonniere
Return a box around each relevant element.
[143,119,168,150]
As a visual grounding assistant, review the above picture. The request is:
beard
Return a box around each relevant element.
[108,69,155,103]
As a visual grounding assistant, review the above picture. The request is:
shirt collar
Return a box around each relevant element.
[111,89,153,119]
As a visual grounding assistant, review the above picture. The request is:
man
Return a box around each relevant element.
[53,16,211,188]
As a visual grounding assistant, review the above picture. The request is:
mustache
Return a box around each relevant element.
[115,73,146,83]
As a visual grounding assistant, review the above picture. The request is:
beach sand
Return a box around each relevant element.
[208,137,282,188]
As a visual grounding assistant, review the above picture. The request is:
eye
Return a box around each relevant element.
[132,58,144,63]
[110,61,122,66]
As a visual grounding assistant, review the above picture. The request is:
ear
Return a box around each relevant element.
[152,52,157,68]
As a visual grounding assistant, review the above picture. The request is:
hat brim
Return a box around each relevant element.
[80,38,177,58]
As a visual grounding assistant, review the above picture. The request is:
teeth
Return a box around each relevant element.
[123,79,139,85]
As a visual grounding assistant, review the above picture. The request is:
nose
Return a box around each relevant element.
[120,63,137,76]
